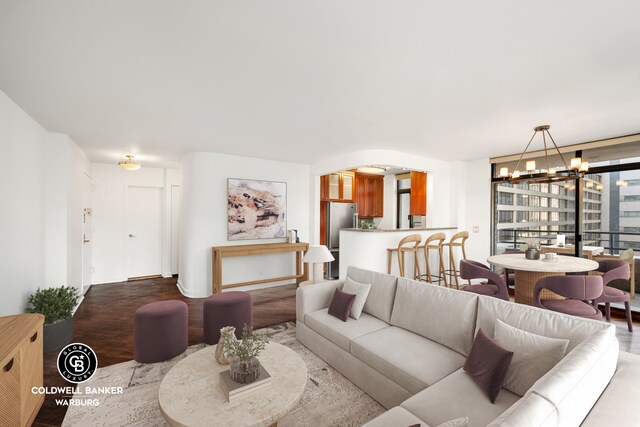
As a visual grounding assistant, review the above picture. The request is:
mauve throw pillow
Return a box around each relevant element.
[463,329,514,403]
[328,289,356,322]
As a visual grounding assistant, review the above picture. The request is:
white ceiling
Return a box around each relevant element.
[1,1,639,167]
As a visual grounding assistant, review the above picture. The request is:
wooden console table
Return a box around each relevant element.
[212,242,309,294]
[0,314,45,427]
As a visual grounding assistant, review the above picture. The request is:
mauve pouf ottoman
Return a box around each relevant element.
[203,291,253,345]
[134,300,188,363]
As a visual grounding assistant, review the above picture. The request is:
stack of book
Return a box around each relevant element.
[219,364,272,402]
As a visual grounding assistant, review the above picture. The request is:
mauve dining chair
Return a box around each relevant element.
[533,275,603,321]
[592,259,633,332]
[459,259,510,301]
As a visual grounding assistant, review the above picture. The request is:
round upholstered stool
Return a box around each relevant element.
[134,300,188,363]
[203,291,253,345]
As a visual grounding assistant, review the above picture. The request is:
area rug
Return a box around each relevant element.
[62,322,384,426]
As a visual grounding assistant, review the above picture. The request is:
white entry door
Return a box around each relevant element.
[126,186,163,279]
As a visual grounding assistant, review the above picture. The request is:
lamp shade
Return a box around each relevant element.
[302,245,335,263]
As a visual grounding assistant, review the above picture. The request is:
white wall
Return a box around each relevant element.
[0,90,91,316]
[455,158,492,262]
[91,164,179,284]
[179,152,310,298]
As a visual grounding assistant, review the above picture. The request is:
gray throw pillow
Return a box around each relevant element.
[436,418,469,427]
[342,277,371,320]
[493,319,569,396]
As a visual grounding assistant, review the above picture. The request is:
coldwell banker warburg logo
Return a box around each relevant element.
[57,343,98,383]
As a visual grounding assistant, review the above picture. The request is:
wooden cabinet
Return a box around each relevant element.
[355,173,384,217]
[0,314,44,427]
[410,171,427,216]
[320,172,355,202]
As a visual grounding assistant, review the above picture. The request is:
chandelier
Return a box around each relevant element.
[499,125,588,183]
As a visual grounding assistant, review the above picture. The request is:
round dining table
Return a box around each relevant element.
[487,253,599,305]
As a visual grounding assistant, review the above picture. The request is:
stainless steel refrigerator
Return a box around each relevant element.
[326,202,358,279]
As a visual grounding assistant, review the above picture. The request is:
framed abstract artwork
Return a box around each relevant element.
[227,178,287,240]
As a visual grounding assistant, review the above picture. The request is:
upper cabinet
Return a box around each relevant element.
[320,171,355,202]
[410,171,427,216]
[355,173,384,217]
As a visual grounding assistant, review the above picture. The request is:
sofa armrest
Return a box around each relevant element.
[296,280,344,322]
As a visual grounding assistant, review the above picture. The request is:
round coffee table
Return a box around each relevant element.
[159,342,307,427]
[487,253,599,305]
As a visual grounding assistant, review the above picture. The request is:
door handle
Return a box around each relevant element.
[129,234,136,238]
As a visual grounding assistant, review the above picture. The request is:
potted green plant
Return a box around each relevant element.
[26,286,79,353]
[223,324,269,384]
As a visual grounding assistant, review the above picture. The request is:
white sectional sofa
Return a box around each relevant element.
[296,266,640,427]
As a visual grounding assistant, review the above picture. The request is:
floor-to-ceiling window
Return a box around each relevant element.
[490,136,640,308]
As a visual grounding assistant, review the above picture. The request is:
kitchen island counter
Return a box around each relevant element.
[338,227,458,279]
[341,226,458,232]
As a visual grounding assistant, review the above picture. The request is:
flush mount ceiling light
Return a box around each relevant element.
[499,125,588,183]
[356,166,387,174]
[118,155,141,171]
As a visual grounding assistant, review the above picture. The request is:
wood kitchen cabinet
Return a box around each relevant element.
[320,172,355,202]
[410,171,427,216]
[355,173,384,217]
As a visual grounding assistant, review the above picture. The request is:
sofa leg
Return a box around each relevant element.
[625,301,634,333]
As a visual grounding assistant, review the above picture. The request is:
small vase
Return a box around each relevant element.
[230,357,261,384]
[525,248,540,260]
[215,326,236,365]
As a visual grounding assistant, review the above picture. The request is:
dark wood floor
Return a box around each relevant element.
[33,277,297,427]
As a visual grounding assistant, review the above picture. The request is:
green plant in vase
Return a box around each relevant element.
[223,324,270,384]
[26,285,80,352]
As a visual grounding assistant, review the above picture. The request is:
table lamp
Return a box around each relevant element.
[302,245,335,284]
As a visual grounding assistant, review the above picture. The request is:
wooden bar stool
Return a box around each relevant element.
[387,234,422,279]
[442,231,469,289]
[419,232,447,285]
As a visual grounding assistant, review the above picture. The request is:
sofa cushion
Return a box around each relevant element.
[401,369,520,427]
[475,295,610,352]
[346,266,398,323]
[463,329,514,403]
[494,319,569,397]
[304,308,389,352]
[486,392,556,427]
[390,278,478,355]
[361,406,428,427]
[351,326,466,394]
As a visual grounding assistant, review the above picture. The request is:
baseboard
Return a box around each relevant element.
[162,272,173,278]
[176,279,208,298]
[72,296,84,316]
[92,275,128,285]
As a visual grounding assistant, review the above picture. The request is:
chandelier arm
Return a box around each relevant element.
[545,130,572,171]
[542,131,550,171]
[512,130,538,173]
